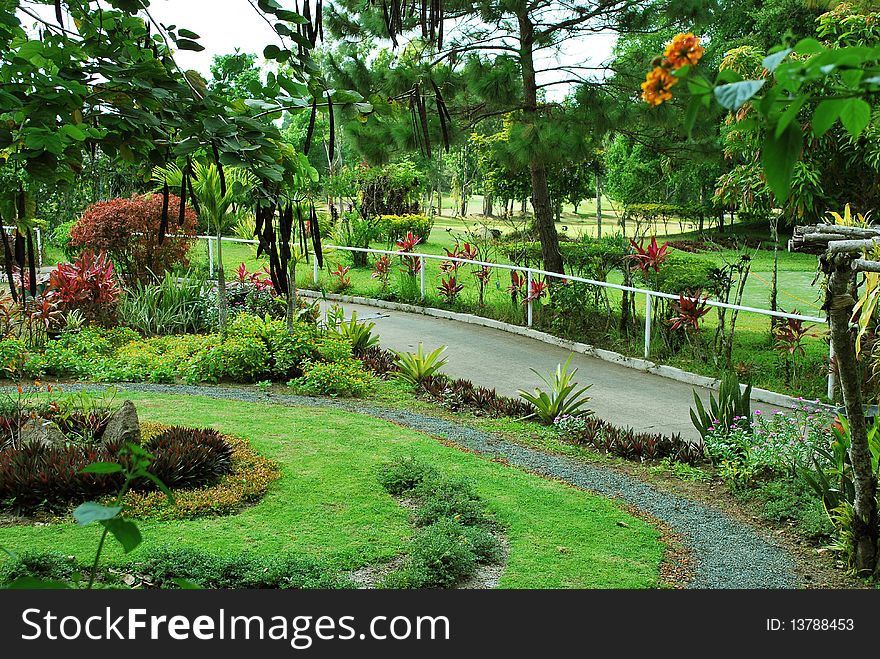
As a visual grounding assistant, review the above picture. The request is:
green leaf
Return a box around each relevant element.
[684,95,701,138]
[101,518,142,554]
[775,96,807,139]
[175,38,204,52]
[762,48,792,73]
[839,98,871,138]
[73,502,121,526]
[263,45,281,59]
[172,578,201,589]
[761,121,803,202]
[6,576,72,589]
[177,28,201,39]
[60,124,87,141]
[793,38,824,55]
[81,462,123,474]
[714,80,765,111]
[139,471,175,504]
[812,99,846,137]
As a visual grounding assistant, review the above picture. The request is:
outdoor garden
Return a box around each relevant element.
[4,0,880,593]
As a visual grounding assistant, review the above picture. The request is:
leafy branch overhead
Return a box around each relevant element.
[643,32,880,202]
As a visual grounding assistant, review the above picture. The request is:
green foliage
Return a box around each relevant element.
[411,476,493,528]
[7,314,345,385]
[650,254,721,296]
[690,372,752,440]
[383,518,483,588]
[518,355,593,424]
[50,220,80,261]
[754,476,833,541]
[123,547,352,589]
[288,358,376,397]
[357,160,426,218]
[375,214,434,244]
[378,455,501,589]
[325,308,380,353]
[0,552,78,586]
[119,270,208,336]
[376,454,439,496]
[393,343,448,386]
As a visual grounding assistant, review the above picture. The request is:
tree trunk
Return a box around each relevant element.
[521,198,528,215]
[826,258,878,574]
[286,259,297,332]
[518,13,563,274]
[216,232,227,337]
[596,175,602,239]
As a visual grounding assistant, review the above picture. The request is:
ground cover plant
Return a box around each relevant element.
[0,392,664,589]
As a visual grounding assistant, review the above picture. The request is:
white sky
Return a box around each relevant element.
[22,0,618,100]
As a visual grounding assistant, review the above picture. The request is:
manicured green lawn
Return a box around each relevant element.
[0,392,663,589]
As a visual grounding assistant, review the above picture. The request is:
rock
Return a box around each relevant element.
[474,226,501,241]
[18,418,68,448]
[102,400,141,446]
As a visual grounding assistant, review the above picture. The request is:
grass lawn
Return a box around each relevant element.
[0,391,663,589]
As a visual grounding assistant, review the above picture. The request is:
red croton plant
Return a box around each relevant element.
[47,251,121,327]
[628,236,670,274]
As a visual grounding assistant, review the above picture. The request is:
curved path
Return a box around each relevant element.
[59,383,800,589]
[318,299,787,442]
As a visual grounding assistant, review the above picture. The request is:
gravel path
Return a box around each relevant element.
[55,382,800,589]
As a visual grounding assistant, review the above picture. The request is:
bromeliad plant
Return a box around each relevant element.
[438,276,464,305]
[628,236,670,275]
[773,310,821,385]
[518,354,593,424]
[690,372,752,440]
[393,343,448,387]
[330,263,352,292]
[371,255,393,291]
[396,231,423,277]
[508,271,526,305]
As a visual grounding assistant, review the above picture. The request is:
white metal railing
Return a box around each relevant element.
[196,234,834,398]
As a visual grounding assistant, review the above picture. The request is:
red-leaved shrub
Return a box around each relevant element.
[46,251,121,326]
[70,194,196,285]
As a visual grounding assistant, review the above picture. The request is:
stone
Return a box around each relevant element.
[102,400,141,446]
[18,418,68,449]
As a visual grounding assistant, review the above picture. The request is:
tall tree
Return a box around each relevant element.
[326,0,700,273]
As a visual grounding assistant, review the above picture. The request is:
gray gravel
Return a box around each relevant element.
[52,382,800,589]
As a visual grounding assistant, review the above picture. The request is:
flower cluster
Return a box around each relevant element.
[553,413,590,436]
[641,32,704,106]
[704,400,834,483]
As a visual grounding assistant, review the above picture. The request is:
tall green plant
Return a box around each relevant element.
[393,344,448,386]
[153,162,256,336]
[119,270,208,336]
[690,372,752,439]
[3,444,172,589]
[518,355,593,424]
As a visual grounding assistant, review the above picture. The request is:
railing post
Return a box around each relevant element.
[313,256,319,286]
[35,228,42,270]
[419,255,426,300]
[207,237,214,278]
[526,270,533,328]
[644,292,652,358]
[827,340,836,402]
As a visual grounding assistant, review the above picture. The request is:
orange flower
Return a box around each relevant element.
[664,32,704,69]
[641,66,679,106]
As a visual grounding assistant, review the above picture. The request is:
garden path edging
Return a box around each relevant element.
[296,289,819,411]
[56,382,800,589]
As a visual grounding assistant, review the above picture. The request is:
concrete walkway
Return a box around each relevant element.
[322,300,787,442]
